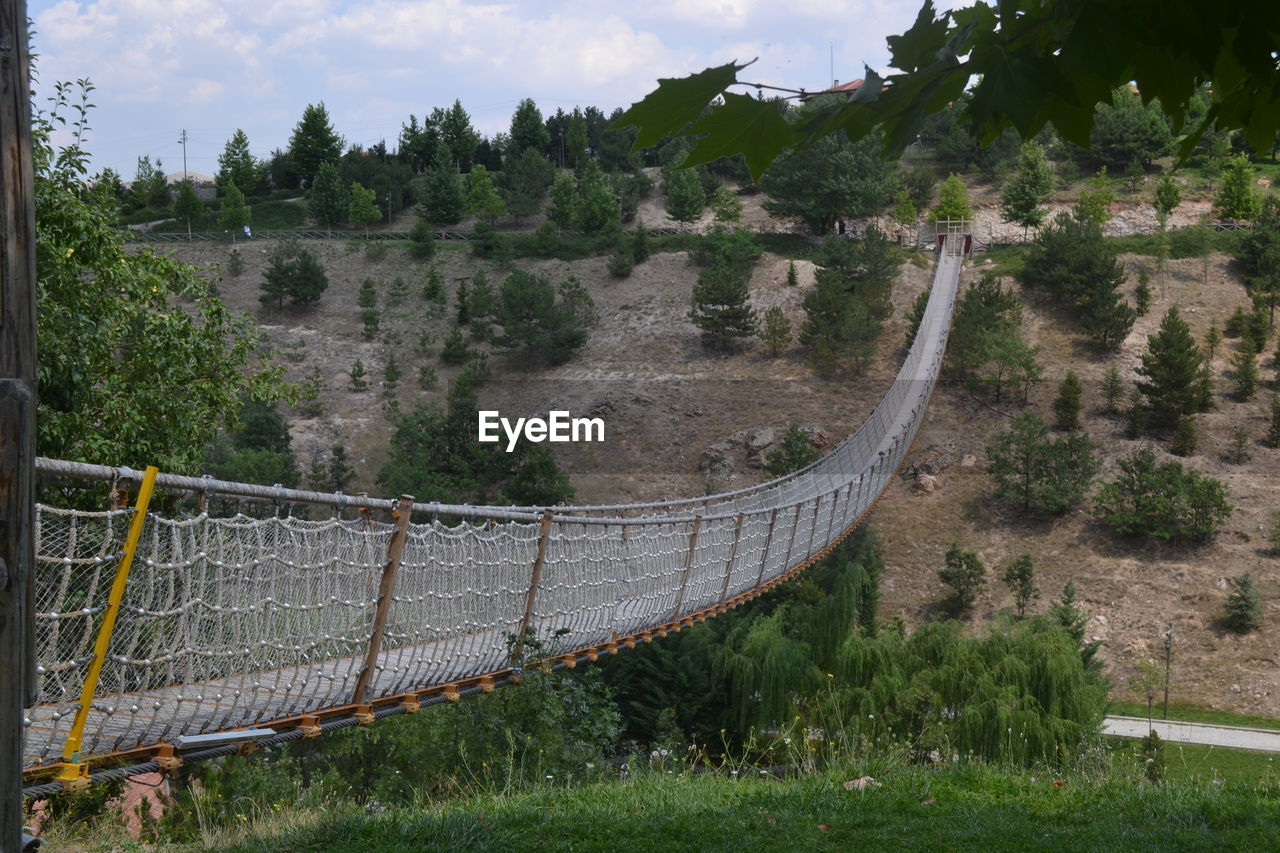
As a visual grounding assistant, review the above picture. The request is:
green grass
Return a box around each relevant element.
[1107,737,1280,785]
[146,763,1280,853]
[1108,701,1280,732]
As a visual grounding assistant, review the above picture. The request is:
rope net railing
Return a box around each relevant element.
[23,241,965,780]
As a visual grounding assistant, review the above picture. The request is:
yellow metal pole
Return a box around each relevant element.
[56,465,159,787]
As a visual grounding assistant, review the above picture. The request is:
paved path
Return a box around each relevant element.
[1104,715,1280,753]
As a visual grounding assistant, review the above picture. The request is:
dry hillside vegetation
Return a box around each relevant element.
[162,196,1278,717]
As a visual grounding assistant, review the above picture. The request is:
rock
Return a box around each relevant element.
[699,441,737,478]
[1231,684,1241,693]
[902,441,958,483]
[913,473,938,495]
[1215,577,1228,590]
[961,454,977,468]
[746,427,776,453]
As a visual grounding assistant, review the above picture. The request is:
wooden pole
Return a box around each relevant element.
[352,495,414,706]
[718,515,744,604]
[753,509,778,589]
[669,516,702,621]
[510,509,553,666]
[0,3,36,845]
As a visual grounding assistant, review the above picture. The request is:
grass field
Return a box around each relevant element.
[1108,701,1280,732]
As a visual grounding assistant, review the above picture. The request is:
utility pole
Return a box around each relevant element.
[177,129,191,237]
[1,2,40,850]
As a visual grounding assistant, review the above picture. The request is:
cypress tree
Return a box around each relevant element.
[1136,306,1208,429]
[1053,370,1083,430]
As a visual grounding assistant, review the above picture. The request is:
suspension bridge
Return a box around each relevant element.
[20,226,969,797]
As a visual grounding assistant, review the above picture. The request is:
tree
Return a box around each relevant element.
[510,98,551,156]
[1053,371,1083,430]
[939,544,985,615]
[711,185,743,224]
[945,271,1025,381]
[218,180,251,236]
[1154,174,1182,219]
[33,85,286,473]
[1074,168,1115,225]
[500,149,556,218]
[613,3,1280,181]
[288,102,344,187]
[986,413,1098,514]
[308,161,348,234]
[1088,88,1173,170]
[758,306,792,356]
[929,173,971,223]
[494,270,596,365]
[419,143,467,225]
[1264,396,1280,448]
[466,164,506,224]
[1135,306,1209,429]
[1223,572,1263,633]
[1233,343,1259,400]
[691,258,757,348]
[131,154,168,209]
[1094,447,1233,542]
[565,108,589,170]
[1170,416,1198,457]
[573,160,620,234]
[1215,153,1262,220]
[903,289,930,349]
[440,99,480,169]
[348,180,381,235]
[664,167,704,223]
[500,446,576,506]
[259,248,328,310]
[217,128,261,196]
[760,120,896,235]
[799,228,896,375]
[1002,555,1039,618]
[547,172,577,230]
[1021,212,1133,350]
[1101,366,1124,414]
[1000,141,1053,238]
[764,424,821,475]
[172,179,204,235]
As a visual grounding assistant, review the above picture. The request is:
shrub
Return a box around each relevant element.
[1170,416,1197,457]
[349,359,368,391]
[1093,446,1233,542]
[439,326,471,365]
[225,248,244,277]
[1226,426,1251,465]
[607,248,634,277]
[986,413,1097,514]
[764,424,820,475]
[408,218,436,260]
[1101,365,1124,414]
[1053,370,1083,430]
[758,306,792,356]
[1002,554,1039,618]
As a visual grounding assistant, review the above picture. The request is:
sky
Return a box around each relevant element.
[29,0,965,179]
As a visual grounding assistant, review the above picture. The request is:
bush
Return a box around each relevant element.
[439,326,471,365]
[1093,446,1233,542]
[986,413,1097,514]
[1170,416,1198,457]
[408,218,436,260]
[493,270,596,366]
[606,248,634,277]
[1053,371,1083,430]
[764,424,820,475]
[225,248,244,277]
[758,306,792,356]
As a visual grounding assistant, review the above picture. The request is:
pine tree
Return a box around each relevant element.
[573,160,621,234]
[420,268,445,304]
[632,222,651,263]
[287,103,344,187]
[1215,153,1262,220]
[930,173,972,222]
[1134,268,1152,316]
[1002,554,1039,618]
[1136,306,1208,429]
[1227,426,1251,464]
[1170,415,1198,457]
[1101,366,1124,414]
[419,143,467,225]
[786,260,799,287]
[1264,396,1280,448]
[1223,572,1263,633]
[758,306,792,356]
[986,412,1098,514]
[1233,343,1260,400]
[1053,370,1083,430]
[326,444,355,492]
[217,128,261,196]
[1205,319,1222,362]
[349,359,368,391]
[172,179,204,235]
[358,278,378,310]
[665,168,705,223]
[764,424,821,475]
[691,260,757,348]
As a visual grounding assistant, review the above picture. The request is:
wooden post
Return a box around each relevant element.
[805,495,823,560]
[352,495,414,706]
[0,4,36,841]
[669,516,702,621]
[753,509,778,589]
[779,504,804,574]
[718,515,744,604]
[510,509,554,666]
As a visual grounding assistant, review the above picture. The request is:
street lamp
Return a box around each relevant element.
[1161,622,1173,720]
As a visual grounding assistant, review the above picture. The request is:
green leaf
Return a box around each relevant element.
[612,62,748,151]
[681,93,797,181]
[886,1,949,73]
